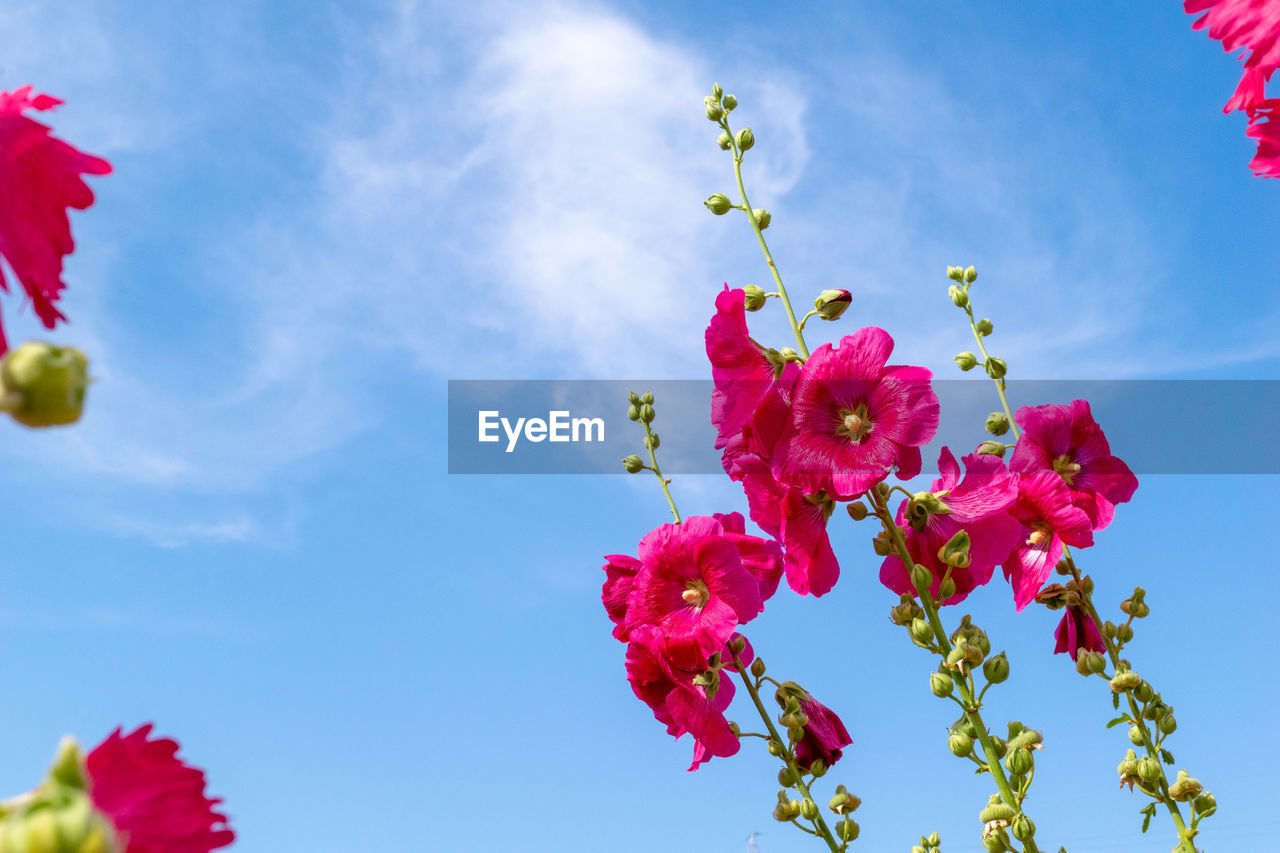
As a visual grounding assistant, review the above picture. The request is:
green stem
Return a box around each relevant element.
[867,489,1042,853]
[723,119,810,359]
[642,421,680,523]
[1063,551,1195,852]
[963,304,1019,441]
[730,650,842,852]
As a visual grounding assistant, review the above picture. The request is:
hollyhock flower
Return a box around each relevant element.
[706,285,788,450]
[1245,101,1280,177]
[86,725,235,853]
[624,626,741,771]
[1054,603,1106,659]
[772,327,940,499]
[1002,471,1094,611]
[1010,400,1138,531]
[791,692,852,772]
[880,448,1022,606]
[0,86,112,352]
[601,553,643,642]
[625,516,762,654]
[713,511,784,606]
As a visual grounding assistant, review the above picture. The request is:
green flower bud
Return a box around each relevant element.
[985,357,1008,380]
[639,403,656,424]
[927,832,941,847]
[711,83,723,100]
[937,530,972,568]
[930,671,954,697]
[951,716,978,739]
[736,127,755,151]
[814,289,853,320]
[1007,725,1042,749]
[965,265,977,283]
[1011,815,1034,841]
[799,798,819,820]
[1117,749,1142,790]
[0,342,90,428]
[1159,714,1177,735]
[1193,791,1216,817]
[973,440,1004,458]
[1116,623,1134,643]
[983,652,1010,684]
[827,787,861,814]
[751,658,767,678]
[947,285,969,307]
[722,93,738,111]
[705,99,724,121]
[1004,747,1033,775]
[809,759,827,778]
[947,731,973,757]
[979,798,1017,824]
[1135,680,1155,703]
[946,266,965,282]
[627,404,641,421]
[954,351,979,371]
[939,576,957,600]
[909,563,933,591]
[627,391,640,405]
[643,432,660,450]
[778,766,799,787]
[1128,725,1145,746]
[981,833,1007,852]
[1076,650,1107,675]
[846,501,868,521]
[704,193,732,215]
[1110,671,1141,693]
[752,208,771,229]
[985,412,1010,436]
[872,531,892,557]
[989,735,1008,759]
[640,391,654,405]
[621,454,644,473]
[716,131,732,150]
[779,346,799,361]
[743,284,768,311]
[836,819,860,842]
[766,738,783,757]
[1138,757,1161,783]
[772,804,790,822]
[1167,769,1203,802]
[975,318,994,336]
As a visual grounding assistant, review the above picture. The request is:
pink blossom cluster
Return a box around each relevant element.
[1187,0,1280,177]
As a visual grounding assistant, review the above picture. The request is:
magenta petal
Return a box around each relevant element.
[780,489,840,597]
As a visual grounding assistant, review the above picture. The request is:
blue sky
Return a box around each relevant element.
[1,1,1278,851]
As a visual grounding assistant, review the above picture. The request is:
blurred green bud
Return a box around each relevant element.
[911,618,935,645]
[965,266,977,283]
[947,285,969,308]
[711,83,723,100]
[1116,623,1134,643]
[1159,714,1177,735]
[751,658,767,678]
[909,563,933,592]
[938,576,957,600]
[1138,757,1161,783]
[975,318,994,336]
[1128,725,1145,746]
[621,455,644,473]
[752,208,771,229]
[937,530,972,568]
[639,403,656,424]
[626,404,641,421]
[643,432,660,450]
[985,357,1008,380]
[799,798,819,820]
[722,93,738,111]
[846,501,868,521]
[1110,671,1141,693]
[704,193,732,215]
[1076,650,1107,675]
[979,798,1016,824]
[736,127,755,150]
[705,99,724,121]
[872,531,892,557]
[889,594,924,626]
[0,342,90,428]
[1135,680,1155,703]
[779,346,798,361]
[716,131,732,150]
[837,819,860,842]
[985,412,1010,436]
[946,266,965,282]
[1004,747,1033,775]
[927,832,941,847]
[954,351,978,371]
[1168,770,1202,802]
[640,391,654,405]
[1193,791,1216,817]
[989,735,1008,759]
[743,284,768,311]
[929,671,954,697]
[809,759,827,778]
[976,440,1006,457]
[1010,815,1034,842]
[981,833,1007,853]
[947,731,973,757]
[814,289,853,320]
[766,737,783,756]
[628,391,640,405]
[778,766,799,787]
[983,652,1010,684]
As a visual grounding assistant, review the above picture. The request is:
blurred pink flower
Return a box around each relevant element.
[601,553,643,642]
[792,692,852,772]
[86,725,234,853]
[1054,603,1106,658]
[0,86,111,352]
[706,285,787,451]
[1002,471,1094,611]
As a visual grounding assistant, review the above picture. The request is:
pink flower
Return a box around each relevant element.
[624,516,763,654]
[713,511,784,606]
[706,285,787,451]
[601,553,643,642]
[1010,400,1137,531]
[624,626,741,771]
[0,86,112,353]
[1001,471,1094,611]
[772,327,940,499]
[1054,604,1106,659]
[86,725,235,853]
[880,448,1022,606]
[1185,0,1280,176]
[792,693,852,772]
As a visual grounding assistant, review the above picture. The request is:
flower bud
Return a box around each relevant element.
[938,576,956,600]
[975,318,993,336]
[929,671,954,697]
[814,289,853,320]
[743,284,768,311]
[779,346,798,361]
[736,127,755,151]
[965,266,977,283]
[643,432,660,450]
[927,832,941,847]
[983,652,1010,684]
[954,351,978,371]
[937,530,972,568]
[640,391,654,405]
[1011,815,1034,841]
[766,738,783,756]
[946,266,965,282]
[1110,671,1141,693]
[979,799,1016,824]
[910,618,934,644]
[628,391,640,405]
[1138,757,1161,783]
[638,403,655,423]
[722,94,738,111]
[1116,623,1134,643]
[1117,749,1141,790]
[985,357,1008,379]
[947,731,973,757]
[809,759,826,778]
[1159,714,1177,735]
[989,735,1008,759]
[778,766,798,787]
[1004,747,1033,775]
[751,658,767,678]
[1076,650,1106,675]
[752,208,771,229]
[985,412,1010,436]
[621,454,644,473]
[1134,680,1155,703]
[1168,770,1203,802]
[872,532,892,557]
[846,501,868,521]
[711,83,723,100]
[947,285,969,307]
[1128,725,1145,746]
[705,99,724,121]
[704,193,732,215]
[1193,791,1216,816]
[0,342,90,428]
[627,404,641,421]
[836,819,860,842]
[717,131,732,150]
[981,834,1007,852]
[799,798,819,820]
